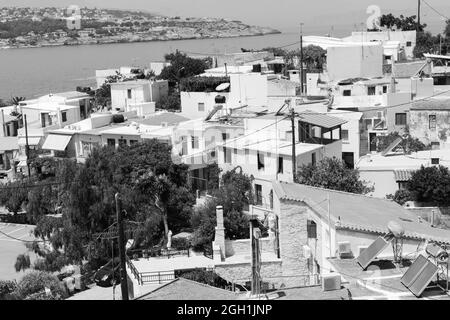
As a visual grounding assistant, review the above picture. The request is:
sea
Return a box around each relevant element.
[0,32,300,100]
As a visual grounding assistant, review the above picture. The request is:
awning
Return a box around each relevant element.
[298,111,347,129]
[394,169,414,182]
[42,134,72,151]
[18,137,42,146]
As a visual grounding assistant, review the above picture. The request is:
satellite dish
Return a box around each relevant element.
[388,220,405,238]
[216,83,230,92]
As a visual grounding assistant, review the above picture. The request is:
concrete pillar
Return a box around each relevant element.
[214,205,226,260]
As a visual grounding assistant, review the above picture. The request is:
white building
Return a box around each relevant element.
[357,149,450,198]
[216,111,346,207]
[343,31,417,60]
[110,79,168,113]
[326,43,384,82]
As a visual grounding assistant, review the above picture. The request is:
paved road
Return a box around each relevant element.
[0,223,37,281]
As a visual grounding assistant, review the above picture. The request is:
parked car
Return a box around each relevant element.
[93,258,121,287]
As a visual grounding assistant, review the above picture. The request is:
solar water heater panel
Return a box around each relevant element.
[356,236,390,270]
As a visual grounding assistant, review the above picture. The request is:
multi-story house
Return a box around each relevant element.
[217,111,346,208]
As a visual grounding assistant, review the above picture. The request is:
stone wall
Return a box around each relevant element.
[225,238,274,257]
[278,199,310,287]
[409,109,450,147]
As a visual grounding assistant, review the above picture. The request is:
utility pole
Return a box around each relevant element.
[417,0,421,34]
[299,23,304,95]
[327,193,332,257]
[250,218,261,298]
[290,105,297,182]
[24,114,31,178]
[116,193,129,300]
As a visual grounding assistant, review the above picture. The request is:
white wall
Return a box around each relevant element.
[327,44,383,81]
[358,169,398,198]
[229,73,268,107]
[180,92,229,120]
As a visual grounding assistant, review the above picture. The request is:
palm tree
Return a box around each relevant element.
[9,96,26,115]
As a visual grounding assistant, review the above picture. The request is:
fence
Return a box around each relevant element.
[127,248,190,260]
[126,256,176,285]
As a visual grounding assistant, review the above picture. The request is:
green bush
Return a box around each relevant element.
[171,237,190,250]
[15,270,68,300]
[0,280,18,300]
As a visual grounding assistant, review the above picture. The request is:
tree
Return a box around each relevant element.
[0,280,17,300]
[414,31,439,58]
[407,165,450,205]
[14,270,68,300]
[379,14,426,31]
[157,50,212,85]
[375,131,428,154]
[14,254,31,272]
[387,189,413,205]
[25,140,195,266]
[190,168,253,251]
[155,92,181,111]
[295,157,373,194]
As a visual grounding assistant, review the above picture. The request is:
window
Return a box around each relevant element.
[341,129,349,142]
[432,158,440,165]
[367,86,376,95]
[224,147,231,163]
[61,111,67,122]
[429,115,437,130]
[277,156,284,174]
[395,113,407,126]
[307,220,317,239]
[257,152,265,170]
[233,148,237,155]
[255,184,262,205]
[406,41,412,47]
[383,86,388,93]
[107,138,115,147]
[118,139,127,147]
[343,90,351,96]
[285,131,293,141]
[222,133,229,142]
[431,142,440,150]
[127,89,132,99]
[130,140,138,145]
[198,102,205,112]
[191,136,199,149]
[312,152,316,166]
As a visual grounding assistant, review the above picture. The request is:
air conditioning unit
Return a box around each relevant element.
[322,273,341,291]
[358,245,369,256]
[338,241,352,259]
[303,245,312,259]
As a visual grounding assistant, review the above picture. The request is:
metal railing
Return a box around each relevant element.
[140,271,175,284]
[126,256,176,285]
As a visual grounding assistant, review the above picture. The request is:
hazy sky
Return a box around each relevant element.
[1,0,449,34]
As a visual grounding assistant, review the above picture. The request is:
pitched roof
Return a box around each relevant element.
[393,61,427,78]
[298,111,347,129]
[273,182,450,244]
[410,97,450,110]
[135,278,241,300]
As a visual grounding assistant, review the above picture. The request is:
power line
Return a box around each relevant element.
[0,228,45,243]
[421,0,450,21]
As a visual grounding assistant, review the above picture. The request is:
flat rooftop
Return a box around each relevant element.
[357,149,450,170]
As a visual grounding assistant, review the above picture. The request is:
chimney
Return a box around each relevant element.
[213,205,226,260]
